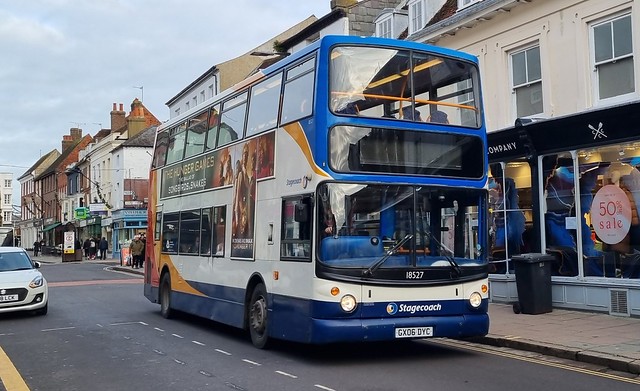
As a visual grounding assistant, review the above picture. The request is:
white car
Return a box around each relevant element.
[0,247,48,315]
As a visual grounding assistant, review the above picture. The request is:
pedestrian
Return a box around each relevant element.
[129,235,144,268]
[33,238,41,257]
[139,233,146,268]
[99,237,108,260]
[89,237,97,260]
[83,238,91,259]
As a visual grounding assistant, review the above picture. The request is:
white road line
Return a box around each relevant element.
[154,327,164,332]
[0,333,15,336]
[275,370,298,379]
[192,340,205,346]
[242,359,261,366]
[172,333,184,339]
[215,349,231,356]
[41,326,75,332]
[96,324,103,328]
[139,321,148,326]
[314,385,336,391]
[110,321,141,326]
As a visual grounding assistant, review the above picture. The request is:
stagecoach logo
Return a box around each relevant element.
[0,289,5,295]
[386,302,442,315]
[286,174,312,189]
[488,141,517,155]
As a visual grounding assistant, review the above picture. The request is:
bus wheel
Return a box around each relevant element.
[249,283,270,349]
[160,273,174,319]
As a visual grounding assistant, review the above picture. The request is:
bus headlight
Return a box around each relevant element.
[469,292,482,308]
[340,294,357,313]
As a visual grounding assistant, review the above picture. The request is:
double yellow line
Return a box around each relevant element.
[0,346,30,391]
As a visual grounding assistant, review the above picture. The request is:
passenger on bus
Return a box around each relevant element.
[427,110,449,124]
[401,106,422,121]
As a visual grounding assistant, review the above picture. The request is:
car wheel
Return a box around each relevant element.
[35,302,48,316]
[160,273,174,319]
[248,283,270,349]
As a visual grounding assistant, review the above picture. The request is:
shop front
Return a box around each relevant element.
[488,100,640,316]
[111,209,147,259]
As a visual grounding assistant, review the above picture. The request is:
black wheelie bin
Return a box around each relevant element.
[512,253,555,314]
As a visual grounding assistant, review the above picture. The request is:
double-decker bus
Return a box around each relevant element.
[144,35,489,348]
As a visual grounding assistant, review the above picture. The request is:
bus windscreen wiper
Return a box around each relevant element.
[364,234,413,277]
[424,230,461,277]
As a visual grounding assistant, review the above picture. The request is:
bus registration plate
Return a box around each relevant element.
[395,327,433,338]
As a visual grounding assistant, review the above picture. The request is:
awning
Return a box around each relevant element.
[41,222,62,232]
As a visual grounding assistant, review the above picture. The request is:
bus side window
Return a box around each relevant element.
[281,196,312,259]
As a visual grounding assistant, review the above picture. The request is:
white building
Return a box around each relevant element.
[0,172,13,244]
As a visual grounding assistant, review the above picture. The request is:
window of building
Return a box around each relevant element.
[208,84,215,99]
[4,194,11,205]
[511,45,543,118]
[3,211,10,222]
[488,161,531,274]
[408,0,425,35]
[185,101,190,111]
[591,13,635,102]
[192,96,198,108]
[458,0,482,9]
[281,196,312,260]
[376,15,392,38]
[175,108,180,117]
[200,90,205,104]
[4,179,10,187]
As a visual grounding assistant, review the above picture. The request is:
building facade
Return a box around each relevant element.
[404,0,639,315]
[0,172,13,245]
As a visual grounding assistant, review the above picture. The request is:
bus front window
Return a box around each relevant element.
[317,183,487,279]
[329,45,482,128]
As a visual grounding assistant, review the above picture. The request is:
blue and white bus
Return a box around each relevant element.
[144,35,489,348]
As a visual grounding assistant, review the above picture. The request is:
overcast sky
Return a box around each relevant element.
[0,0,331,205]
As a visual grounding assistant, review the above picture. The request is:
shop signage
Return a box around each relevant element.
[591,184,632,244]
[64,232,75,254]
[74,207,88,220]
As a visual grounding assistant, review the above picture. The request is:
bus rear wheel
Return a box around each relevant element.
[160,273,174,319]
[249,283,270,349]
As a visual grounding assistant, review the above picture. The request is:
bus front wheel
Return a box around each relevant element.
[160,273,174,319]
[249,283,270,349]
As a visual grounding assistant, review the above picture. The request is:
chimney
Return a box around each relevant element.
[69,127,83,141]
[62,134,74,152]
[110,102,126,132]
[127,98,147,138]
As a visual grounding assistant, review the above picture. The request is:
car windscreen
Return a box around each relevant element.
[0,252,34,272]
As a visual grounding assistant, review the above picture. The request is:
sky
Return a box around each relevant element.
[0,0,331,206]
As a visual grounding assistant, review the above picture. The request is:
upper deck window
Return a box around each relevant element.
[330,46,482,128]
[281,58,315,125]
[246,72,282,137]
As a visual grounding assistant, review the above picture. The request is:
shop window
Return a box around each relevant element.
[488,161,530,273]
[577,146,640,279]
[591,13,635,103]
[542,153,579,276]
[510,45,543,118]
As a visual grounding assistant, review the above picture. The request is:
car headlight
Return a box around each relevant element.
[469,292,482,308]
[340,294,357,313]
[29,275,44,288]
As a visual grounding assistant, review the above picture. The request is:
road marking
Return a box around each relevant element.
[110,322,141,326]
[0,346,30,391]
[154,327,164,332]
[172,333,184,339]
[215,349,231,356]
[314,385,336,391]
[433,339,640,385]
[192,340,205,346]
[242,359,261,366]
[41,326,75,332]
[275,370,298,379]
[48,279,141,287]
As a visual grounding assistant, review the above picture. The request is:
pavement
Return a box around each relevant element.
[31,254,640,376]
